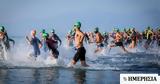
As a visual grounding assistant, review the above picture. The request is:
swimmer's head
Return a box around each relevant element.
[94,27,99,33]
[132,28,135,31]
[51,29,55,33]
[116,29,120,32]
[147,26,151,30]
[41,29,46,34]
[103,32,107,35]
[74,21,81,29]
[31,29,36,36]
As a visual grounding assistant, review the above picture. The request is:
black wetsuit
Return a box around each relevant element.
[103,35,109,46]
[51,33,61,45]
[3,32,15,50]
[46,38,59,59]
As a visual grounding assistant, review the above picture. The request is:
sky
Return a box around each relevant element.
[0,0,160,36]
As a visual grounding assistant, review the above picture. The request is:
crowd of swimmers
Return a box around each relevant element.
[0,22,160,67]
[67,25,160,53]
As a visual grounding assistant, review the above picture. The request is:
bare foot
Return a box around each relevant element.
[67,62,75,68]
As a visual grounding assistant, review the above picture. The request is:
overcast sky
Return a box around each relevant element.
[0,0,160,36]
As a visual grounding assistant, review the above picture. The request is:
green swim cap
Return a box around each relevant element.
[94,27,99,32]
[147,26,151,30]
[116,29,120,32]
[74,21,81,28]
[41,29,46,33]
[0,26,5,32]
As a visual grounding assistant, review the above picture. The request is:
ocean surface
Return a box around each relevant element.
[0,37,160,84]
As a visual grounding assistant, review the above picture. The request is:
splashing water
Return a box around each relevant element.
[0,38,160,71]
[0,42,8,60]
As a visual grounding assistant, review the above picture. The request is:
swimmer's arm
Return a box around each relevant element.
[26,36,32,45]
[101,34,104,41]
[8,38,15,45]
[146,32,150,39]
[3,35,7,42]
[38,39,42,48]
[56,35,62,46]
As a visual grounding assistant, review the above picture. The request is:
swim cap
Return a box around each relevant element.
[94,27,99,33]
[147,26,151,30]
[0,26,5,32]
[74,21,81,28]
[116,29,120,32]
[41,29,46,33]
[103,32,107,35]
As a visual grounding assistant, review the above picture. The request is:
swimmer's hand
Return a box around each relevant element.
[39,44,42,48]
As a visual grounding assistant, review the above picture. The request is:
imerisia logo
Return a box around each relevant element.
[120,74,160,84]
